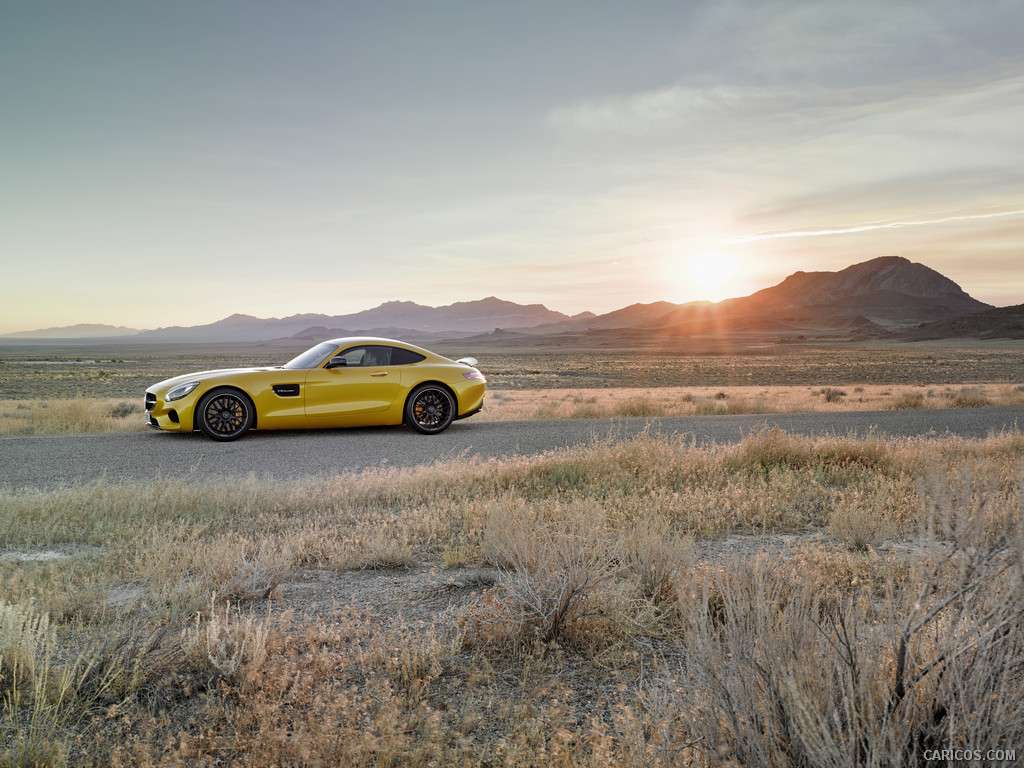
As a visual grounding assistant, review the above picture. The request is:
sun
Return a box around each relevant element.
[685,250,740,299]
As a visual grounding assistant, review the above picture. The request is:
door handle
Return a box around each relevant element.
[370,371,388,377]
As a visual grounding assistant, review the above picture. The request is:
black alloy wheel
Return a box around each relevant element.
[406,385,455,434]
[197,389,253,441]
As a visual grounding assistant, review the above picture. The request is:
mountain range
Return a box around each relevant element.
[3,256,1014,343]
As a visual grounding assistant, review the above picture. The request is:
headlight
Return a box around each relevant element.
[165,381,200,401]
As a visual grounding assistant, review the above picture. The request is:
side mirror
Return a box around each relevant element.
[325,357,347,369]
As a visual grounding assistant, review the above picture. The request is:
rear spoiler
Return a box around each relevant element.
[455,357,478,367]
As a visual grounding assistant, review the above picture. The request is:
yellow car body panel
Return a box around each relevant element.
[144,338,485,438]
[304,366,403,421]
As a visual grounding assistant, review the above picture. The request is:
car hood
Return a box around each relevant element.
[150,367,281,392]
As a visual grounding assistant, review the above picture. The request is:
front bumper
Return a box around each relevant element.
[144,389,197,431]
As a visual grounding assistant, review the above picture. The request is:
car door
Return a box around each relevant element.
[303,345,402,422]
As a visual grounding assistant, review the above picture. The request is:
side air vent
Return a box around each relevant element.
[272,384,300,397]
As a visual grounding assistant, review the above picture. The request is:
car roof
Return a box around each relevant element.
[325,336,414,347]
[323,337,440,358]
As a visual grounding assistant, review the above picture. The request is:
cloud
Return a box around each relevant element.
[546,82,794,137]
[723,208,1024,244]
[545,0,1024,143]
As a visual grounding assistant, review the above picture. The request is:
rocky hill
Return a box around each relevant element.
[555,256,992,337]
[654,257,990,332]
[746,256,980,308]
[900,304,1024,340]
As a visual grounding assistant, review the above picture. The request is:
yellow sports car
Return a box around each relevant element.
[144,337,486,441]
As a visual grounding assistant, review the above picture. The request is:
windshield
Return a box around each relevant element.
[282,341,339,370]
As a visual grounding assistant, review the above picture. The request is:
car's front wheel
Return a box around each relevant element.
[406,384,456,434]
[197,388,254,441]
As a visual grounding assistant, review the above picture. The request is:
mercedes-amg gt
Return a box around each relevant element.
[144,337,486,441]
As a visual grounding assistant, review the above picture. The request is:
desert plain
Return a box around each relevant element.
[1,337,1023,765]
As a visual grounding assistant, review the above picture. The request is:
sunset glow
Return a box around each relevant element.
[684,251,741,301]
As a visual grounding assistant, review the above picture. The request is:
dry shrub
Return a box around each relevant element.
[665,475,1024,766]
[138,534,293,612]
[117,609,468,767]
[465,502,616,648]
[301,514,424,569]
[727,426,895,474]
[785,546,911,599]
[441,541,474,569]
[694,398,729,415]
[614,396,662,418]
[181,600,270,689]
[83,603,272,715]
[348,528,417,570]
[889,391,925,409]
[917,465,1021,546]
[87,620,188,709]
[299,521,418,570]
[951,386,991,408]
[365,619,460,699]
[828,486,897,550]
[571,403,606,419]
[216,543,293,601]
[1004,384,1024,405]
[105,401,138,419]
[616,515,692,604]
[726,395,771,414]
[818,387,847,403]
[530,405,558,420]
[695,395,770,415]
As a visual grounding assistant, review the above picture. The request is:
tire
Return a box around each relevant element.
[197,388,254,441]
[405,384,456,434]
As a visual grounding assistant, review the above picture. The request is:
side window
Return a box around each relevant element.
[338,345,392,367]
[390,347,427,365]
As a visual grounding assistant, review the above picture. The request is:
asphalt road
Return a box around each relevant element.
[2,408,1023,491]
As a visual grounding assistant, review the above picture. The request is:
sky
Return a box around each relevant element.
[2,0,1023,333]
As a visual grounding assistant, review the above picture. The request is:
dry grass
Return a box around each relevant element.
[0,398,143,435]
[482,382,1024,421]
[2,429,1024,764]
[0,601,52,692]
[2,381,1024,435]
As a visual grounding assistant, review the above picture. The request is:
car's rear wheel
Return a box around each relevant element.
[406,384,456,434]
[197,388,253,441]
